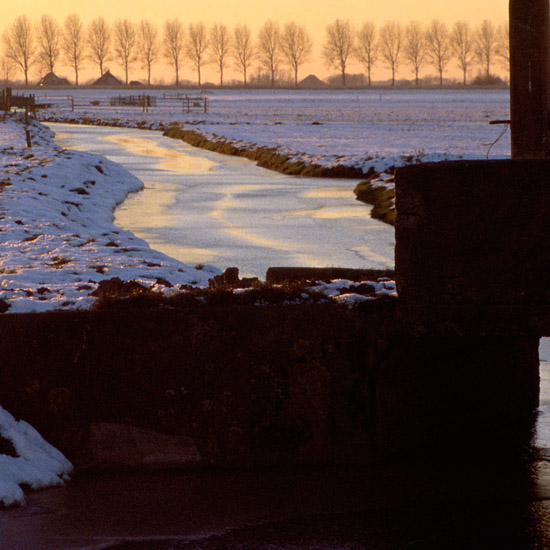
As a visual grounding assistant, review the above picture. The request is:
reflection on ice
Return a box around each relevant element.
[101,134,216,173]
[292,206,369,219]
[48,123,395,278]
[537,338,550,454]
[303,187,356,199]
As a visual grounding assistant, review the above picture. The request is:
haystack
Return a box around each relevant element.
[92,70,123,87]
[299,74,328,88]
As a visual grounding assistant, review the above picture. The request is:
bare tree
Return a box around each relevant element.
[322,19,354,87]
[475,20,498,80]
[355,22,377,87]
[113,19,136,84]
[186,22,209,87]
[496,21,510,74]
[87,17,111,77]
[1,56,15,84]
[163,19,184,86]
[2,15,35,85]
[425,19,452,86]
[37,14,61,74]
[280,22,312,88]
[450,21,474,86]
[378,21,402,87]
[257,20,281,87]
[404,21,426,86]
[209,23,231,87]
[233,24,255,87]
[62,14,85,85]
[137,20,159,85]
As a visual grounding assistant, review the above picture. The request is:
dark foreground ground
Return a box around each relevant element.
[1,448,549,550]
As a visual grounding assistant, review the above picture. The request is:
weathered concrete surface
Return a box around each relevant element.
[395,159,550,336]
[0,303,539,470]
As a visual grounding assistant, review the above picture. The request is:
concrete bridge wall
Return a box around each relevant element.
[0,303,539,470]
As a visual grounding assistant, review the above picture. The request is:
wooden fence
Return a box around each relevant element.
[0,88,36,112]
[34,93,210,114]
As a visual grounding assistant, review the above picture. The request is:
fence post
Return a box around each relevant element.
[71,96,74,112]
[25,106,31,148]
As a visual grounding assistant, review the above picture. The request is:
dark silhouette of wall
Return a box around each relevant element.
[396,158,550,336]
[0,302,539,470]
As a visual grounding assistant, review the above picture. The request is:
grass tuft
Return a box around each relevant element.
[354,176,396,226]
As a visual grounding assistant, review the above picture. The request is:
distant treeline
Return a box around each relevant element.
[1,15,509,88]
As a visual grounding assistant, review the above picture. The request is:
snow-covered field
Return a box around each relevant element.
[37,88,511,174]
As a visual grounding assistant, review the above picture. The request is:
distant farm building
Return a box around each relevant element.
[38,72,71,87]
[299,74,328,88]
[92,70,123,87]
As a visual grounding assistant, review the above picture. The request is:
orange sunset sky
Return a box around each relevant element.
[3,0,510,84]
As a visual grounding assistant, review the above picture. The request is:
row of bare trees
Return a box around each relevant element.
[1,14,314,87]
[325,19,509,87]
[1,15,509,87]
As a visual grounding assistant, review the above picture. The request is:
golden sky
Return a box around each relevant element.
[3,0,510,84]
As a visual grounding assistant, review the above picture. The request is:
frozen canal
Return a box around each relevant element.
[47,123,394,278]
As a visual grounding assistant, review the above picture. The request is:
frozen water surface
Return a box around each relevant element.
[49,123,395,277]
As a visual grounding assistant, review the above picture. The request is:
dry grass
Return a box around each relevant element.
[163,127,370,179]
[354,177,396,226]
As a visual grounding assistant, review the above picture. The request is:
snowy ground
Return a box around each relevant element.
[0,406,73,507]
[0,115,396,315]
[0,116,220,314]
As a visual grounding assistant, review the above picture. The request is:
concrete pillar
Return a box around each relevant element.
[510,0,550,157]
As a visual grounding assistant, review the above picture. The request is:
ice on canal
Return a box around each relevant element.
[49,123,395,278]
